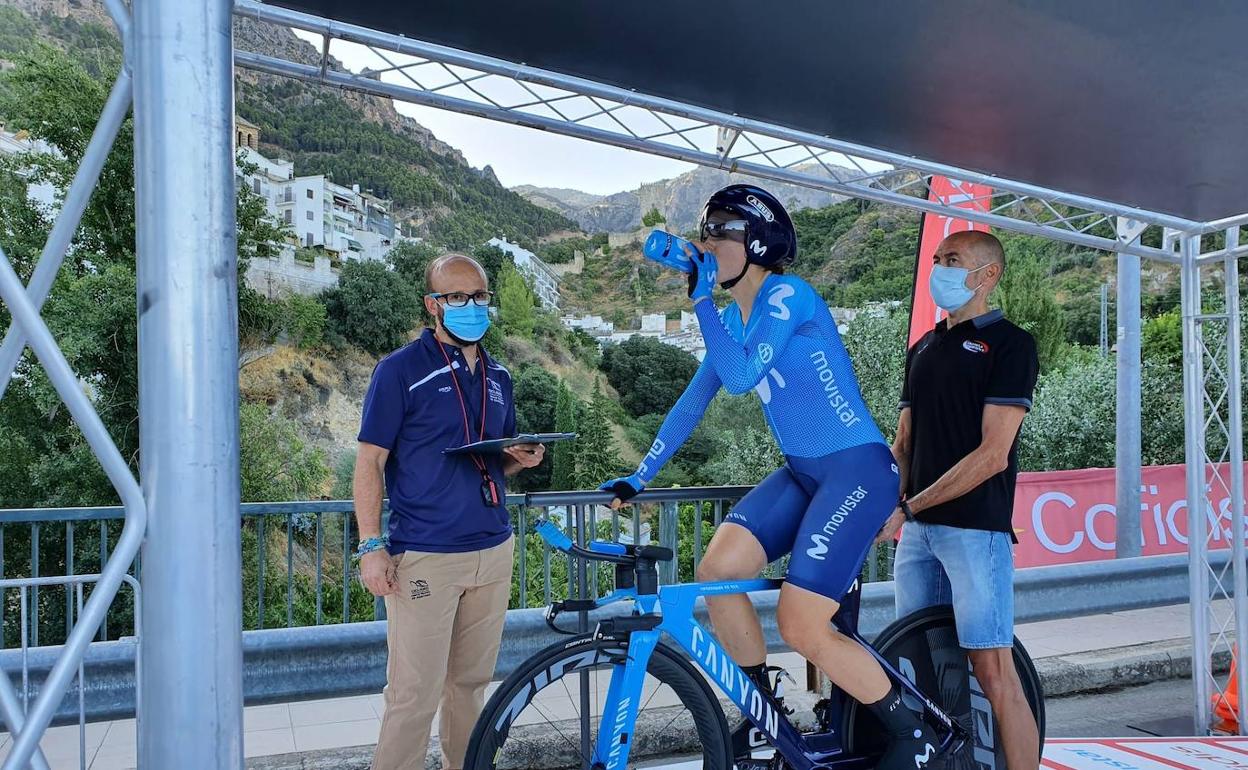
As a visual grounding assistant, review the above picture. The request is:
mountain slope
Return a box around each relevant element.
[516,165,857,234]
[1,1,576,250]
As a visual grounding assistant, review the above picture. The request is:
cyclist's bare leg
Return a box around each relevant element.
[966,648,1039,770]
[775,582,890,704]
[696,522,768,666]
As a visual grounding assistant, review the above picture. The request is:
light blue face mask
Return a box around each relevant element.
[929,263,990,312]
[441,303,491,343]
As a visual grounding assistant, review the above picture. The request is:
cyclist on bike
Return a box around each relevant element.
[602,184,937,769]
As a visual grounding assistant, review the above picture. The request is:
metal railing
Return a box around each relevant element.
[0,573,140,768]
[2,551,1206,726]
[0,494,1209,728]
[0,487,899,642]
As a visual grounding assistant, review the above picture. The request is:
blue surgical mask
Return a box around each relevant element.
[929,263,989,312]
[441,303,491,343]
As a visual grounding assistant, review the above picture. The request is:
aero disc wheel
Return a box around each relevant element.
[464,634,733,770]
[843,606,1045,770]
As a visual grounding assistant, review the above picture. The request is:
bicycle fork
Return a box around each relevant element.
[593,629,662,770]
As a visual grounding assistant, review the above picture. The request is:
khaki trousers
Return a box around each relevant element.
[371,535,514,770]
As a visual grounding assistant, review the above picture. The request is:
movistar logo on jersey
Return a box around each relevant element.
[805,485,868,560]
[767,283,794,320]
[809,351,862,427]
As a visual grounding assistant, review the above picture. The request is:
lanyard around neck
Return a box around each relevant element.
[436,340,488,472]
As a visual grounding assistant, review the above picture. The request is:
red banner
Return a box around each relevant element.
[1013,463,1246,568]
[907,177,994,347]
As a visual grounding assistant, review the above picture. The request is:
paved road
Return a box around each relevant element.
[1045,677,1197,739]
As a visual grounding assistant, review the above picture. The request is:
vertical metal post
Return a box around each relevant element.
[133,0,244,765]
[1100,283,1109,358]
[1116,219,1144,558]
[1181,234,1212,732]
[658,502,678,585]
[574,504,591,764]
[1223,228,1247,735]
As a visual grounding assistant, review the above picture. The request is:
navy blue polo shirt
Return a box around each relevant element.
[357,328,515,553]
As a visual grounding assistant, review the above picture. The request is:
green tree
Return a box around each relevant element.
[571,379,623,489]
[0,42,315,511]
[239,402,329,502]
[705,426,783,485]
[842,307,908,442]
[599,336,699,418]
[321,260,422,355]
[511,366,560,492]
[387,240,442,300]
[471,244,513,288]
[641,207,666,228]
[1018,352,1116,471]
[550,382,579,491]
[995,239,1068,371]
[497,261,536,340]
[1142,309,1182,368]
[282,293,328,349]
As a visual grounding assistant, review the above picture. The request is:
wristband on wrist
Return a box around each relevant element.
[899,499,916,522]
[355,536,389,558]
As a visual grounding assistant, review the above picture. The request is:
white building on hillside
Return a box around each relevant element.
[487,237,561,311]
[0,127,59,211]
[561,314,615,336]
[237,146,295,219]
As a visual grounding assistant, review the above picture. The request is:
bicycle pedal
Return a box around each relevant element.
[812,698,832,729]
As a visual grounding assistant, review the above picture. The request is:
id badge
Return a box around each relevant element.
[481,476,501,507]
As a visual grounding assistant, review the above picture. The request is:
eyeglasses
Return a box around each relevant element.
[700,219,748,243]
[429,290,493,307]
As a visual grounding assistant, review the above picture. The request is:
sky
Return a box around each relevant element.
[291,31,697,195]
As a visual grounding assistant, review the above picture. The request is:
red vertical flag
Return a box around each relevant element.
[907,177,994,347]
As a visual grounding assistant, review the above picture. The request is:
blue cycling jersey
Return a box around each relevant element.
[634,273,886,484]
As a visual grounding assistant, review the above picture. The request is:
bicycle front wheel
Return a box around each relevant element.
[843,605,1046,770]
[465,634,733,770]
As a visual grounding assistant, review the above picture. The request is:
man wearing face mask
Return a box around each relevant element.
[877,230,1040,770]
[352,253,544,770]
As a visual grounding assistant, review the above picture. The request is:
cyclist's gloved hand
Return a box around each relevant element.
[686,244,717,303]
[600,474,645,507]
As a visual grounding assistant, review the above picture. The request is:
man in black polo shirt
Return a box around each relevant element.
[878,230,1040,770]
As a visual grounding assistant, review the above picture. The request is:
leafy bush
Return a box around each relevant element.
[599,336,699,418]
[322,260,422,355]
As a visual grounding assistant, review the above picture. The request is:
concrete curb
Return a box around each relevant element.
[244,638,1224,769]
[1035,637,1229,698]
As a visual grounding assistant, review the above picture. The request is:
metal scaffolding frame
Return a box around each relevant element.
[0,0,1242,764]
[229,1,1247,735]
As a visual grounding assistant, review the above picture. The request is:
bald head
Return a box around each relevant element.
[934,230,1005,293]
[938,231,1004,270]
[425,253,488,294]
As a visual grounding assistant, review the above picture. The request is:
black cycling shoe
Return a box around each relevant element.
[874,724,941,770]
[731,666,794,760]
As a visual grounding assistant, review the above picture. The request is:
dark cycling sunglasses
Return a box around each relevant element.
[429,290,493,308]
[700,219,748,243]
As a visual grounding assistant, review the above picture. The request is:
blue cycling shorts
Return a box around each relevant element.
[722,442,899,601]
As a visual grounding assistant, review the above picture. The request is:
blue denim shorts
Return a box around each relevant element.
[893,521,1015,649]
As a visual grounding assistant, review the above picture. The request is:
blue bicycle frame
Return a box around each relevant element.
[535,522,960,770]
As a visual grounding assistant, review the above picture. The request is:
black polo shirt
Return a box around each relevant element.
[899,309,1039,536]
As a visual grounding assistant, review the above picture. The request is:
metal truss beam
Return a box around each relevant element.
[231,0,1221,263]
[1182,230,1248,735]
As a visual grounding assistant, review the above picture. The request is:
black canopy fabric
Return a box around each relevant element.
[272,1,1248,223]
